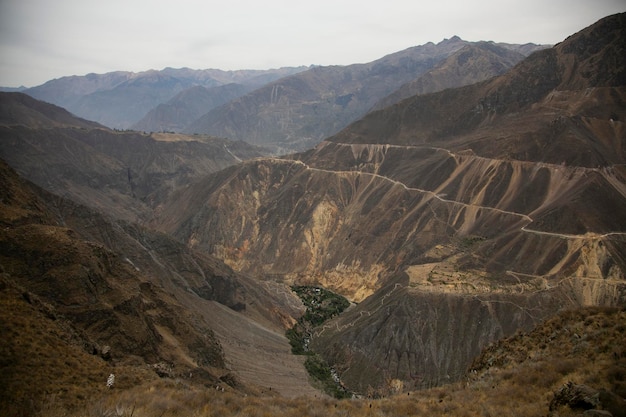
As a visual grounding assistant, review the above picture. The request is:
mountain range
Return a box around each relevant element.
[131,83,255,133]
[15,38,547,154]
[0,12,625,416]
[22,67,309,130]
[183,37,547,153]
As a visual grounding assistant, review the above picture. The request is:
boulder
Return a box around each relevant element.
[550,382,600,411]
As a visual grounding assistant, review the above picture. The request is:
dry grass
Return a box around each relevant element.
[57,383,546,417]
[0,275,159,417]
[3,274,624,417]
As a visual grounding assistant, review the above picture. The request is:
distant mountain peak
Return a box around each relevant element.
[437,35,463,45]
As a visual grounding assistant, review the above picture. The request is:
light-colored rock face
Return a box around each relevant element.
[157,138,625,302]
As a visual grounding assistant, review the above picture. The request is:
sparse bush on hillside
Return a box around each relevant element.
[285,326,307,355]
[459,235,485,249]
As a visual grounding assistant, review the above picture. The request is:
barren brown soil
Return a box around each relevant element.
[198,300,321,397]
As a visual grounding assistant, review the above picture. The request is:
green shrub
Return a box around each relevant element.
[287,286,351,398]
[287,286,350,353]
[304,355,351,399]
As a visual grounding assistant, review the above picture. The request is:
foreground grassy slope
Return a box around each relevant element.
[6,306,620,417]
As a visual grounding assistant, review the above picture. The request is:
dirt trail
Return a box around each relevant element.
[282,158,534,222]
[314,283,404,336]
[261,142,626,241]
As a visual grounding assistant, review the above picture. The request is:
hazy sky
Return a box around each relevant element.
[1,0,624,87]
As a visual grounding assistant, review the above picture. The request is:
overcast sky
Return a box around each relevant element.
[1,0,624,87]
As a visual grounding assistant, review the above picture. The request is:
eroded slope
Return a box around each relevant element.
[152,13,626,393]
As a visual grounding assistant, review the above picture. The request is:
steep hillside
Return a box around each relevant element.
[132,83,254,133]
[152,13,626,393]
[0,271,159,415]
[15,306,623,417]
[0,156,320,415]
[0,92,268,221]
[185,37,543,153]
[371,41,526,110]
[24,67,308,129]
[0,92,103,129]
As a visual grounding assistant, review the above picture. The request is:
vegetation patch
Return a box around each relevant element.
[287,285,350,354]
[287,285,351,398]
[304,354,351,399]
[459,235,486,250]
[292,285,350,326]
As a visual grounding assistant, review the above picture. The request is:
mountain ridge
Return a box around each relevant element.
[0,91,269,222]
[184,37,547,153]
[371,41,527,111]
[22,66,309,129]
